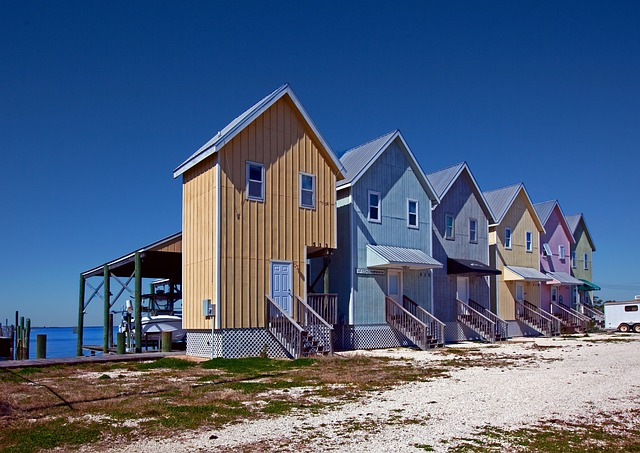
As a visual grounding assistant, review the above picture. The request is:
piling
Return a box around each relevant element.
[117,332,126,354]
[36,334,46,358]
[161,331,172,352]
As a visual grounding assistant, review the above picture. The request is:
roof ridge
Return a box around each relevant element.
[340,129,398,156]
[426,161,466,176]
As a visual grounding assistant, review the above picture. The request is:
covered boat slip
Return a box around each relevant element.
[77,233,182,355]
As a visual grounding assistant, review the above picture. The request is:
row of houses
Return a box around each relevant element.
[83,84,598,359]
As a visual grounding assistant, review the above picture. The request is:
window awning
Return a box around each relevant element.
[447,258,501,276]
[544,271,583,286]
[503,266,552,282]
[366,244,442,270]
[578,279,601,291]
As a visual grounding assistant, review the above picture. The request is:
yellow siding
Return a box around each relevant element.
[214,97,336,329]
[149,236,182,253]
[491,190,542,319]
[181,158,217,330]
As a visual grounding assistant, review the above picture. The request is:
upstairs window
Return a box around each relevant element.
[571,251,577,268]
[368,191,381,223]
[445,214,455,240]
[246,161,265,201]
[469,219,478,243]
[542,243,552,256]
[584,253,589,270]
[407,199,418,229]
[559,245,566,260]
[299,173,316,209]
[505,228,512,249]
[525,231,533,252]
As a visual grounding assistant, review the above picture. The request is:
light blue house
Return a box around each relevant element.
[326,130,444,350]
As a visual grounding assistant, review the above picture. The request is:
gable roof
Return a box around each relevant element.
[336,130,439,203]
[533,200,575,244]
[173,84,344,179]
[483,183,545,233]
[566,213,597,251]
[426,162,495,223]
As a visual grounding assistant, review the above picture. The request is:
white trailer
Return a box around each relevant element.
[604,300,640,333]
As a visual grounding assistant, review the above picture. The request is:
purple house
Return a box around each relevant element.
[533,200,589,332]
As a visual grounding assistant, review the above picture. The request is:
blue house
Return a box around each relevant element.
[427,163,506,342]
[326,130,444,350]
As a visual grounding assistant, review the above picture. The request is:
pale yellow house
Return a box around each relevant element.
[173,84,344,358]
[484,184,556,336]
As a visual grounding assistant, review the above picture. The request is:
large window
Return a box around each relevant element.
[505,228,512,249]
[445,214,455,240]
[525,231,533,252]
[469,219,478,243]
[299,172,316,209]
[368,191,381,223]
[246,161,265,201]
[571,251,577,268]
[584,253,589,270]
[407,199,418,229]
[559,245,566,260]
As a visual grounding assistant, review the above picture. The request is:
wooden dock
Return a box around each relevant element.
[0,350,186,370]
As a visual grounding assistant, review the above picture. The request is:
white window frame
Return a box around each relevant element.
[505,228,512,249]
[246,161,265,201]
[559,245,566,260]
[469,218,478,243]
[542,243,552,256]
[407,199,418,229]
[299,172,316,210]
[571,251,576,268]
[445,213,455,240]
[584,253,589,270]
[525,231,533,252]
[368,190,381,223]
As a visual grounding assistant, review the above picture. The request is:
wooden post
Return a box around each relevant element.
[108,313,114,347]
[134,252,142,353]
[77,274,85,356]
[36,334,46,358]
[25,318,31,360]
[161,331,172,352]
[103,265,110,354]
[116,332,126,354]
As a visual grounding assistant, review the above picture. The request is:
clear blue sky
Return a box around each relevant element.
[2,1,639,327]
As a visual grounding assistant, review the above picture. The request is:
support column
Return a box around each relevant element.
[103,265,110,354]
[134,252,142,353]
[77,274,85,356]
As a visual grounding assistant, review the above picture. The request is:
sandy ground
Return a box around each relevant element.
[101,333,640,452]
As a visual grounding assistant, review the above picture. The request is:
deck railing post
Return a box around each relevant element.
[134,252,142,353]
[103,265,110,354]
[77,274,85,356]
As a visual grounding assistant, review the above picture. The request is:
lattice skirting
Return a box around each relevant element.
[507,320,544,337]
[444,322,490,343]
[186,328,290,359]
[333,324,416,351]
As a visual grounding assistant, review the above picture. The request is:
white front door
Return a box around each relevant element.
[388,270,403,304]
[271,261,293,315]
[457,276,469,303]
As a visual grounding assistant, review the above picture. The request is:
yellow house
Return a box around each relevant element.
[173,84,344,358]
[484,184,556,337]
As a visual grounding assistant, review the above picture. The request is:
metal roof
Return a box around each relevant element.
[336,130,439,203]
[426,162,495,223]
[503,266,552,282]
[545,271,583,286]
[566,213,596,251]
[366,244,442,270]
[483,183,545,232]
[533,200,575,244]
[173,84,344,179]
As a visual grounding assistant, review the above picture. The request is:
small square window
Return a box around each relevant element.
[368,191,381,223]
[246,162,264,201]
[407,199,418,229]
[445,214,455,240]
[299,173,316,209]
[505,228,512,249]
[469,219,478,243]
[525,231,533,252]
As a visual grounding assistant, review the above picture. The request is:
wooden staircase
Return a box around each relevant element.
[457,299,509,342]
[550,303,591,334]
[385,296,444,350]
[582,305,605,328]
[515,300,561,337]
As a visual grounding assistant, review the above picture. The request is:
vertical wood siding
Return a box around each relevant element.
[571,220,593,282]
[539,205,573,311]
[149,236,182,253]
[182,158,216,330]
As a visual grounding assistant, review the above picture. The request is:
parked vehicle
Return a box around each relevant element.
[604,300,640,333]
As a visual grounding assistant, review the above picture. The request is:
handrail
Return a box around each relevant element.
[582,304,604,322]
[456,299,496,343]
[265,294,304,358]
[306,293,338,325]
[551,303,589,330]
[525,301,562,335]
[386,296,430,350]
[516,300,560,337]
[296,296,334,355]
[402,295,445,345]
[468,298,509,340]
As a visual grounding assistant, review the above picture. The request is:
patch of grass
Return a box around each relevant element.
[135,357,197,370]
[414,444,435,451]
[158,400,252,430]
[196,374,221,382]
[201,356,316,374]
[223,379,304,393]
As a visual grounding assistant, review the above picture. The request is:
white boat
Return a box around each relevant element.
[140,314,187,341]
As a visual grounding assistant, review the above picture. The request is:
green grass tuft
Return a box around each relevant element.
[200,356,316,374]
[135,357,197,370]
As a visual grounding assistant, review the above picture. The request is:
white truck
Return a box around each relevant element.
[604,300,640,333]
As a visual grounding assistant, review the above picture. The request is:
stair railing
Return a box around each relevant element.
[515,300,557,337]
[456,299,496,343]
[265,294,304,358]
[469,299,509,340]
[306,293,338,325]
[402,295,445,346]
[386,296,431,350]
[551,302,590,330]
[582,305,605,324]
[296,296,334,355]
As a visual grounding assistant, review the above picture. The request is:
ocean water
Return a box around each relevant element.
[18,326,119,359]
